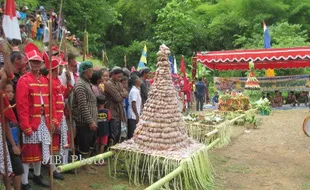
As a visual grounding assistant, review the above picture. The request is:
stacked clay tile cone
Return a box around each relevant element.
[133,45,190,151]
[245,70,260,90]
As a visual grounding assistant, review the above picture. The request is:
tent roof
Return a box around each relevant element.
[196,47,310,71]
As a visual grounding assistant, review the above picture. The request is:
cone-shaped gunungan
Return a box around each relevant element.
[133,45,190,151]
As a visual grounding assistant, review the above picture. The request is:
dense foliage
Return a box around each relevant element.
[15,0,310,73]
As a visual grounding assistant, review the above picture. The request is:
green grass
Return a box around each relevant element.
[89,183,107,189]
[301,182,310,190]
[77,56,104,68]
[210,153,231,165]
[225,164,252,174]
[110,184,128,190]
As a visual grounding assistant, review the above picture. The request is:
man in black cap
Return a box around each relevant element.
[104,66,128,145]
[140,67,151,108]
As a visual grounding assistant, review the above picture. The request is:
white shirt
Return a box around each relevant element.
[128,86,142,120]
[59,70,76,87]
[43,26,49,43]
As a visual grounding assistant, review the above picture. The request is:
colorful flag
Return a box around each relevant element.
[263,21,271,48]
[180,56,186,75]
[192,57,197,80]
[263,20,275,77]
[137,45,147,71]
[169,54,174,74]
[173,56,177,74]
[181,56,190,92]
[3,0,21,40]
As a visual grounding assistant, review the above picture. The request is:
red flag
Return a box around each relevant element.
[192,57,197,80]
[180,56,190,93]
[3,0,21,40]
[180,56,186,75]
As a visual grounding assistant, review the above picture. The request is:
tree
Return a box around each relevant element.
[105,0,166,47]
[234,22,310,49]
[16,0,39,10]
[38,0,119,56]
[154,0,198,55]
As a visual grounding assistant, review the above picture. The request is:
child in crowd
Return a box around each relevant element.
[4,82,24,190]
[96,96,111,166]
[127,76,142,139]
[36,24,44,41]
[30,17,37,39]
[98,69,109,93]
[212,92,219,106]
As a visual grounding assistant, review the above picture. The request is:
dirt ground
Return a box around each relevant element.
[2,109,310,190]
[211,109,310,190]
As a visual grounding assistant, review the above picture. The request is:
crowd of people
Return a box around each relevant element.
[0,3,217,190]
[0,3,80,47]
[0,34,156,189]
[263,91,310,108]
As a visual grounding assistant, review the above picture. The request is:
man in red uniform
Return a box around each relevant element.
[45,56,71,180]
[16,43,56,190]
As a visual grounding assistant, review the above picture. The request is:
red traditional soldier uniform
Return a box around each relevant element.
[44,55,73,180]
[16,45,55,163]
[45,56,71,154]
[17,43,55,189]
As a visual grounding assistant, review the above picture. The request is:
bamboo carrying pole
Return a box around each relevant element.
[145,164,184,190]
[206,138,221,151]
[228,114,246,124]
[206,129,219,138]
[0,93,11,190]
[48,20,54,190]
[57,151,114,173]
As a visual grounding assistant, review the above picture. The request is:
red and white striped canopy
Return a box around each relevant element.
[196,47,310,71]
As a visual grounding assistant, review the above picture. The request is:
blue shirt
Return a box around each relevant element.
[8,121,19,145]
[212,95,219,103]
[20,12,27,20]
[195,81,206,98]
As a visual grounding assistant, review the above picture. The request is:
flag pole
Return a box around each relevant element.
[48,19,54,190]
[1,93,11,190]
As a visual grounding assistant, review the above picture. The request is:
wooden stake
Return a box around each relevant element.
[57,0,64,42]
[0,93,11,190]
[62,33,77,175]
[102,50,105,66]
[124,55,127,68]
[67,105,76,174]
[48,20,54,190]
[82,31,86,61]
